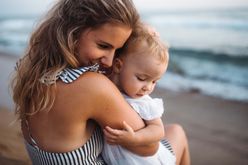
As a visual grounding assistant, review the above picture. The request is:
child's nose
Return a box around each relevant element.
[142,83,153,92]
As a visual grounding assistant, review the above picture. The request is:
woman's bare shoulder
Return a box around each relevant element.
[57,72,122,110]
[75,72,126,107]
[75,72,119,95]
[70,72,144,129]
[55,72,119,119]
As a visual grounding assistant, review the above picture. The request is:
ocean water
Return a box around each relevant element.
[141,8,248,102]
[0,8,248,102]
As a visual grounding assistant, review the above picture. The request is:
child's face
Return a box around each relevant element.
[116,51,167,98]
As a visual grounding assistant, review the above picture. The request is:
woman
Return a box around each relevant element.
[11,0,190,164]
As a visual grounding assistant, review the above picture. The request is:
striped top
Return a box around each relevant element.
[39,63,100,85]
[26,127,105,165]
[25,64,106,164]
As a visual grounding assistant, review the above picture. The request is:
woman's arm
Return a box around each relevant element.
[76,72,159,156]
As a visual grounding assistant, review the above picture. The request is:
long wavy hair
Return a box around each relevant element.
[11,0,140,120]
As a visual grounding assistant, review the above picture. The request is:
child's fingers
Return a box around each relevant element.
[103,128,118,139]
[105,126,122,136]
[103,128,121,145]
[122,121,134,133]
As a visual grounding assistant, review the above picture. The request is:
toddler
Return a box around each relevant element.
[102,25,176,165]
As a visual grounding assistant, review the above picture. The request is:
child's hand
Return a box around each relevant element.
[103,121,137,146]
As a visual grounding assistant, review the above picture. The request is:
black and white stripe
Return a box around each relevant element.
[25,127,106,165]
[59,63,99,84]
[161,139,175,155]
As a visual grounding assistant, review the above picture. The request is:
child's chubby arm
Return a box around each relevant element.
[104,118,164,146]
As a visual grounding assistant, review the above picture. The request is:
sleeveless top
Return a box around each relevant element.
[25,64,106,165]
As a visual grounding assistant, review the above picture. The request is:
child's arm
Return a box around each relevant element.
[103,118,164,147]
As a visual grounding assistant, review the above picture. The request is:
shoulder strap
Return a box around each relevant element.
[59,63,100,83]
[39,63,100,85]
[24,119,39,149]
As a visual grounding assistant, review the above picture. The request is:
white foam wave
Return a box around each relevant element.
[158,72,248,102]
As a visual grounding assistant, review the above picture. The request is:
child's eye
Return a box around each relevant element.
[137,76,146,81]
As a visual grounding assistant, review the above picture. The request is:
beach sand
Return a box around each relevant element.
[0,52,247,165]
[152,88,248,165]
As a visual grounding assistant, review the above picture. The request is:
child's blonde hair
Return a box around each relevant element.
[116,23,169,63]
[11,0,140,120]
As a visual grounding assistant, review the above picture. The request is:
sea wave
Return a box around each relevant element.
[158,72,248,103]
[142,9,248,31]
[0,17,35,32]
[142,9,248,58]
[170,47,248,66]
[168,47,248,88]
[0,17,36,54]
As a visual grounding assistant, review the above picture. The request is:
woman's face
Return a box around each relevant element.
[77,23,132,68]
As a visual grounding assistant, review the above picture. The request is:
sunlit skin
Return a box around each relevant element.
[77,23,132,68]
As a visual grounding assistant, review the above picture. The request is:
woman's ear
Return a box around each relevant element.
[112,58,123,74]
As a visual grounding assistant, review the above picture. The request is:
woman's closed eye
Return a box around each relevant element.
[97,43,110,49]
[97,41,114,50]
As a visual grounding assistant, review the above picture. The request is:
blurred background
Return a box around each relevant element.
[0,0,248,164]
[0,0,248,103]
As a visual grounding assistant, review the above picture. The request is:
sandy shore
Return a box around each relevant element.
[0,107,31,165]
[0,52,248,165]
[152,88,248,165]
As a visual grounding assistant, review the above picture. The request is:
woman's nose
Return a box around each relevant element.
[101,52,115,67]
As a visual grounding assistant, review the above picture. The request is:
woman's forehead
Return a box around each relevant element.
[90,23,132,48]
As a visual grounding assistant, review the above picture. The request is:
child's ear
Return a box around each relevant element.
[112,58,123,73]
